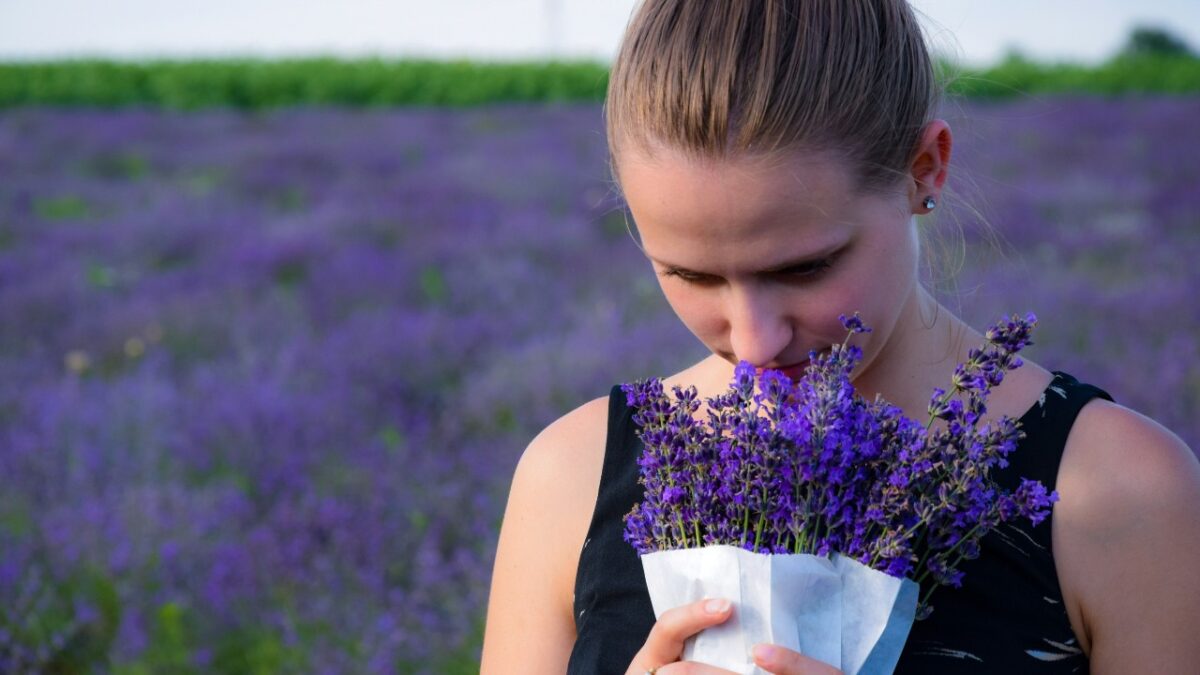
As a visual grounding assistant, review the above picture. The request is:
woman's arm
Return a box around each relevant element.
[1055,399,1200,673]
[480,396,609,674]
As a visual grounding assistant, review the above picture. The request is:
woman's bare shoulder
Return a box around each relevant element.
[480,391,613,672]
[511,358,721,548]
[1056,397,1199,542]
[528,392,614,461]
[506,358,724,585]
[1052,397,1200,667]
[513,359,721,542]
[509,391,615,583]
[499,354,723,587]
[520,392,615,526]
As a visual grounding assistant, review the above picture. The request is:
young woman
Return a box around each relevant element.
[481,1,1200,673]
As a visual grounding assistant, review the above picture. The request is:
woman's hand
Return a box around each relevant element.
[749,644,843,675]
[625,597,844,675]
[624,597,733,674]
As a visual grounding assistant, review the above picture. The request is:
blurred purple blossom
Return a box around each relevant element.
[0,95,1196,671]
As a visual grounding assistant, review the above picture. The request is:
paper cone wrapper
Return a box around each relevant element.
[641,544,918,675]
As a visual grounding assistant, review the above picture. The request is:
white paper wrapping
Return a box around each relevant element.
[641,545,918,675]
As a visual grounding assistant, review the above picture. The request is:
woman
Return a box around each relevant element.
[481,1,1200,673]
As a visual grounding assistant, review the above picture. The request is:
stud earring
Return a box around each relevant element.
[922,196,936,210]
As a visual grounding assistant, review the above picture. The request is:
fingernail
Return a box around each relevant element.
[704,598,730,614]
[752,644,777,664]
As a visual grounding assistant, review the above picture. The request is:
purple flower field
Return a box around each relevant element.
[0,96,1197,672]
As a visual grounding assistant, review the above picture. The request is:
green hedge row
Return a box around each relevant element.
[944,52,1200,98]
[0,58,612,109]
[0,54,1197,109]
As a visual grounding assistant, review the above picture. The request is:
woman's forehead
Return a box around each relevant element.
[618,146,866,254]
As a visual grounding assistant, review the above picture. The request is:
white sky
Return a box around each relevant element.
[0,1,1197,67]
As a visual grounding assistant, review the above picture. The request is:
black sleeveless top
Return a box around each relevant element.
[568,371,1114,674]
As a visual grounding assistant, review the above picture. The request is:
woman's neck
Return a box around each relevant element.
[847,285,979,421]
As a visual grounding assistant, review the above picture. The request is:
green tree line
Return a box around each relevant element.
[1,26,1196,108]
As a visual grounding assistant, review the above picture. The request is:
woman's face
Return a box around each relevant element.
[617,144,923,382]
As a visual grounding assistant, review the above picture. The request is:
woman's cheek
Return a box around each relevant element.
[659,284,716,335]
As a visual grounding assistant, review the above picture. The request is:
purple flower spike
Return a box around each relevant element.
[984,312,1037,353]
[839,312,872,334]
[733,361,758,399]
[622,308,1052,622]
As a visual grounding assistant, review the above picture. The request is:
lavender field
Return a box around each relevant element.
[1,96,1197,673]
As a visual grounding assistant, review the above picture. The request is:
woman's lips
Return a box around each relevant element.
[757,361,811,380]
[755,348,837,379]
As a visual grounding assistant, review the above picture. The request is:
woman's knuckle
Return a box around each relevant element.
[662,606,696,631]
[644,622,681,652]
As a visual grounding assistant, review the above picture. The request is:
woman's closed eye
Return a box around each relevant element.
[662,258,833,285]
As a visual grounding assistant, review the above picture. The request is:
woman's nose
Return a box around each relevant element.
[726,288,792,367]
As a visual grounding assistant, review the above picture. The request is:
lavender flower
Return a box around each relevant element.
[623,311,1057,619]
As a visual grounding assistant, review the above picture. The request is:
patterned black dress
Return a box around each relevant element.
[567,371,1113,674]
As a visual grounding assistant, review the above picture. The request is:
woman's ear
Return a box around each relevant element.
[908,119,952,213]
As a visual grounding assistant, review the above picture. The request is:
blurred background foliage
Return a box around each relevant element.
[1,25,1198,108]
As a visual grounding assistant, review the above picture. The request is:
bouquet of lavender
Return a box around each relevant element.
[622,312,1057,674]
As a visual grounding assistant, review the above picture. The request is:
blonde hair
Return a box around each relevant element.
[605,0,1001,312]
[607,0,947,196]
